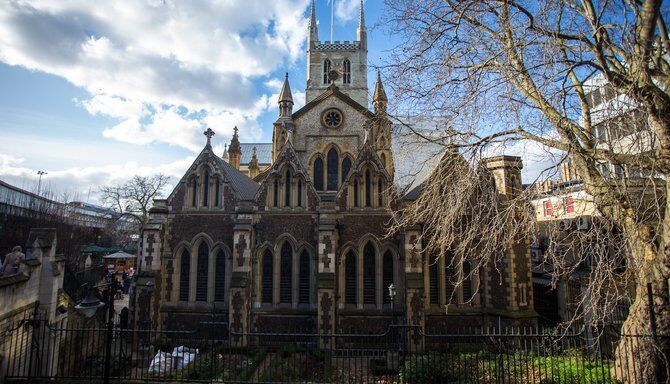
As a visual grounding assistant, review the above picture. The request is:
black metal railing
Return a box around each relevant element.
[2,313,665,383]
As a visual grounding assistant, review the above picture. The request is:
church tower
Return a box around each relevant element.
[305,0,368,107]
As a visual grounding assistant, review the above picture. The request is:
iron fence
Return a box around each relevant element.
[2,312,665,383]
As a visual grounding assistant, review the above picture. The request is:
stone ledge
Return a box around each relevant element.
[0,273,30,288]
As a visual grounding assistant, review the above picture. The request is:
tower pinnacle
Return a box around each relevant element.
[278,73,294,118]
[373,71,388,113]
[308,0,318,43]
[357,0,367,48]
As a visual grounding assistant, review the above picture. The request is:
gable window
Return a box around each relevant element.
[273,178,279,207]
[215,180,220,207]
[298,250,310,305]
[191,179,197,207]
[353,179,360,207]
[280,242,293,304]
[378,179,384,207]
[179,249,190,302]
[444,254,455,302]
[285,170,292,207]
[363,242,376,305]
[196,242,209,302]
[214,249,226,302]
[262,250,273,304]
[203,169,210,207]
[345,251,357,305]
[297,179,303,207]
[342,59,351,84]
[327,148,339,191]
[365,170,372,207]
[341,156,352,183]
[323,59,331,84]
[564,197,575,214]
[314,157,324,191]
[543,201,553,217]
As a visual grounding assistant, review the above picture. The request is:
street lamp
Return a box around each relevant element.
[36,171,47,196]
[388,283,396,325]
[74,272,117,384]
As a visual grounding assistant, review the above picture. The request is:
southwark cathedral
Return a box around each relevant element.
[136,1,535,338]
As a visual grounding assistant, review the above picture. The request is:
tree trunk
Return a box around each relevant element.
[614,218,670,383]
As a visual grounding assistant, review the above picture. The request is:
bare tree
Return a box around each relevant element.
[382,0,669,381]
[99,174,170,227]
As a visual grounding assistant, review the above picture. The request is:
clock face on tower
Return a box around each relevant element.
[322,108,344,128]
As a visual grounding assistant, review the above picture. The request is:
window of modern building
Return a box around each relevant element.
[179,249,190,301]
[564,197,575,214]
[543,201,553,217]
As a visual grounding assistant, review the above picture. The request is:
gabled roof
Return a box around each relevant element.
[336,139,393,200]
[292,84,374,120]
[255,139,319,202]
[169,143,259,202]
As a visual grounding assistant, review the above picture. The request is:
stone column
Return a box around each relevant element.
[229,213,252,346]
[317,219,337,348]
[404,227,425,352]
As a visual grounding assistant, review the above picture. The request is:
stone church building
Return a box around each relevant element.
[136,1,535,338]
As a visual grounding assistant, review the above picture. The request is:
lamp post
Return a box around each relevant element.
[75,272,117,384]
[388,283,396,325]
[36,171,47,196]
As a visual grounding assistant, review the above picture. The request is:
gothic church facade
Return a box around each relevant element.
[137,1,535,339]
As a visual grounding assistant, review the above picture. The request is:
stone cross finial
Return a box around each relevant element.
[204,128,215,146]
[233,126,239,136]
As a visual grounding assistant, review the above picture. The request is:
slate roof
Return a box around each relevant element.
[211,154,260,201]
[240,143,273,165]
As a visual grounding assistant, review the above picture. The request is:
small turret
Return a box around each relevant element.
[228,126,242,170]
[278,73,294,117]
[372,72,388,114]
[222,144,229,162]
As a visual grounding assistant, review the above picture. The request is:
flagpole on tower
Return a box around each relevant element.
[330,0,334,42]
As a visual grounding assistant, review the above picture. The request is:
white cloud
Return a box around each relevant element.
[335,0,362,22]
[0,0,310,150]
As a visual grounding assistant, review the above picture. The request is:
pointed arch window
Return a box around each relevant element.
[444,254,455,302]
[363,242,376,305]
[297,178,303,207]
[345,251,357,305]
[214,249,226,302]
[285,169,292,207]
[262,250,273,304]
[383,251,394,304]
[179,249,190,302]
[353,179,360,207]
[378,179,384,207]
[343,59,351,84]
[341,156,352,182]
[429,253,439,305]
[280,242,293,304]
[323,59,331,84]
[327,148,339,190]
[215,180,220,207]
[314,157,324,191]
[365,170,372,207]
[196,242,209,302]
[203,169,210,207]
[191,179,197,207]
[273,178,279,207]
[462,260,473,302]
[298,250,310,304]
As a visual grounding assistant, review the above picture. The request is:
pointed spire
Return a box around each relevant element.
[373,71,388,113]
[278,73,293,103]
[278,73,294,118]
[308,0,318,43]
[357,0,367,48]
[222,143,229,162]
[228,126,242,169]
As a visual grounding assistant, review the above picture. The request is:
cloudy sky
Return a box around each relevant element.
[0,0,554,203]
